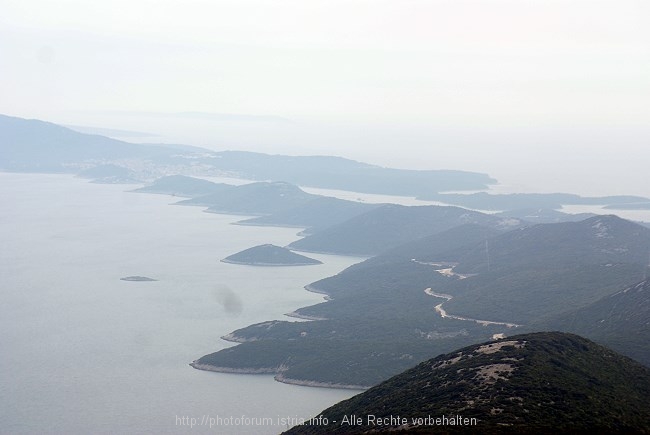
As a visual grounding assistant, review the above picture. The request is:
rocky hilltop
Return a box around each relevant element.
[286,332,650,434]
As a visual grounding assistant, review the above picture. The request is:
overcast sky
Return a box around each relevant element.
[1,0,649,196]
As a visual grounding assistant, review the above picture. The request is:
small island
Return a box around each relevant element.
[221,244,322,266]
[120,276,157,281]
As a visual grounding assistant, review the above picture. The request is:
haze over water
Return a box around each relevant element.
[0,172,361,434]
[3,1,648,198]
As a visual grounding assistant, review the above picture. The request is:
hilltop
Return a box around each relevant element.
[286,332,650,434]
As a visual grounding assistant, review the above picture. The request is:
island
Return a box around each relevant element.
[221,244,322,266]
[120,276,157,281]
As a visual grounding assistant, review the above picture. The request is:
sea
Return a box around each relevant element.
[0,172,364,434]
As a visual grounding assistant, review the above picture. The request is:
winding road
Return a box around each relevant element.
[414,259,522,328]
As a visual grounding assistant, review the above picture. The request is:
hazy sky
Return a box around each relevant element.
[2,0,649,196]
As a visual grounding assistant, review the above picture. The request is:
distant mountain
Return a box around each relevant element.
[535,278,650,366]
[132,175,231,197]
[4,114,649,210]
[201,150,496,196]
[234,196,381,235]
[65,124,157,138]
[1,115,500,197]
[0,114,178,171]
[288,204,523,256]
[176,181,317,216]
[221,244,322,266]
[9,114,648,214]
[286,332,650,434]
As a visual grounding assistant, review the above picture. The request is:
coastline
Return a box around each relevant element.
[304,284,331,297]
[274,373,368,391]
[202,208,265,217]
[284,311,328,321]
[189,361,369,390]
[129,189,194,198]
[220,333,256,343]
[220,258,321,267]
[189,362,279,374]
[231,221,308,230]
[280,285,333,319]
[288,246,372,259]
[303,284,333,301]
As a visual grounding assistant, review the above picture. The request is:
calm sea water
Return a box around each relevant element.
[0,173,363,434]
